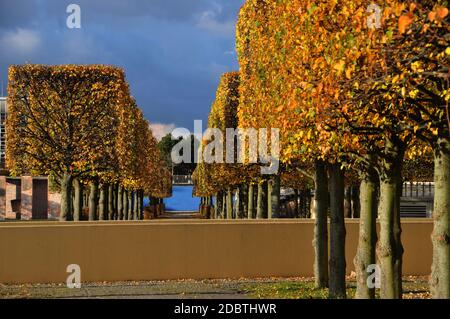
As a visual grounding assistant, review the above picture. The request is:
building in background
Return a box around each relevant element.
[0,97,6,168]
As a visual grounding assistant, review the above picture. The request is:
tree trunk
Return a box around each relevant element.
[267,181,272,219]
[139,192,143,219]
[235,187,241,219]
[88,180,99,221]
[354,169,378,299]
[123,189,129,220]
[430,137,450,298]
[377,140,404,299]
[328,163,346,299]
[256,181,267,219]
[108,184,114,220]
[226,188,233,219]
[212,196,216,219]
[99,184,108,221]
[294,189,300,218]
[378,176,401,298]
[344,185,352,218]
[313,160,329,288]
[132,191,138,220]
[248,184,254,219]
[128,191,133,220]
[269,175,280,218]
[306,190,312,217]
[352,185,361,218]
[60,172,73,221]
[115,184,120,220]
[221,192,226,219]
[242,184,248,219]
[215,192,222,219]
[138,190,144,220]
[118,186,124,220]
[211,195,215,218]
[73,178,83,221]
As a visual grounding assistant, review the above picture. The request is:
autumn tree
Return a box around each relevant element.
[236,0,336,291]
[364,1,450,298]
[195,72,244,219]
[7,64,127,221]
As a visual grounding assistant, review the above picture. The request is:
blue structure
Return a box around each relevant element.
[144,186,200,212]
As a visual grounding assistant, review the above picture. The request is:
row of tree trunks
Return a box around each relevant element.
[352,139,406,299]
[204,139,448,299]
[210,175,281,220]
[344,185,361,218]
[310,142,409,299]
[59,177,144,221]
[290,189,312,218]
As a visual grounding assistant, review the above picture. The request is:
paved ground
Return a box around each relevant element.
[0,277,431,299]
[0,279,252,299]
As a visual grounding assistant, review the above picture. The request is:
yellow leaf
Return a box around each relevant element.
[334,60,345,74]
[345,67,352,79]
[429,6,449,22]
[398,14,414,34]
[428,11,437,22]
[436,6,449,19]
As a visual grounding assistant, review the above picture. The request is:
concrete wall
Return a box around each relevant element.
[0,219,433,284]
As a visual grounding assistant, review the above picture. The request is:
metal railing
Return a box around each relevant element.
[173,175,193,185]
[402,182,434,199]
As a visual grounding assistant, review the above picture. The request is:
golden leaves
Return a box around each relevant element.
[7,64,171,196]
[428,6,448,22]
[398,13,414,34]
[235,0,449,174]
[334,60,346,74]
[199,71,242,192]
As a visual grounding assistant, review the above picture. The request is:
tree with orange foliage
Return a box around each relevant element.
[7,64,127,221]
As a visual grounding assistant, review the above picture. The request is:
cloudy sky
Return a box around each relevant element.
[0,0,244,139]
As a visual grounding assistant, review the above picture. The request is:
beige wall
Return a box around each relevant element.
[0,219,433,284]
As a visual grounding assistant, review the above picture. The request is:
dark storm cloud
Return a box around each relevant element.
[0,0,238,26]
[0,0,244,131]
